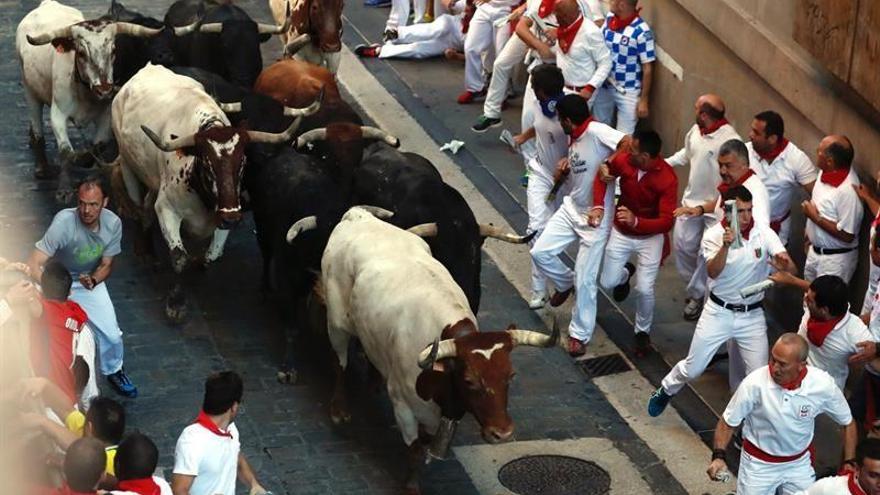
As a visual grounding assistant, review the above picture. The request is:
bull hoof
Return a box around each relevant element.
[165,300,189,324]
[329,402,352,425]
[276,369,298,385]
[170,248,188,274]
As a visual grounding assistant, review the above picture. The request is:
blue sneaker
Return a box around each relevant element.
[647,387,671,417]
[364,0,391,7]
[107,368,138,398]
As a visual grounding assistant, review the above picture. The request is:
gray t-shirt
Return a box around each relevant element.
[35,208,122,276]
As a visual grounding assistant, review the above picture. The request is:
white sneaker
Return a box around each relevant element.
[528,291,549,309]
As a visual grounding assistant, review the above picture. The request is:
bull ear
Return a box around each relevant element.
[50,38,75,52]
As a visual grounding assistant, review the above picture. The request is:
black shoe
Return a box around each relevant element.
[634,331,651,357]
[106,368,138,398]
[471,115,502,133]
[612,262,635,302]
[382,29,398,43]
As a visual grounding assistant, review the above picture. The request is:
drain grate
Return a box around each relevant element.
[498,455,610,495]
[579,353,632,378]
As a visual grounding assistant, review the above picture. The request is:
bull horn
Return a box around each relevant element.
[283,88,323,117]
[286,216,317,244]
[198,23,223,33]
[27,25,74,45]
[115,22,163,38]
[508,317,560,348]
[247,116,303,144]
[407,223,438,238]
[284,33,311,56]
[295,128,327,149]
[354,205,394,219]
[172,20,201,36]
[417,339,458,369]
[141,125,195,152]
[218,102,242,113]
[257,3,291,34]
[361,127,400,148]
[479,224,536,244]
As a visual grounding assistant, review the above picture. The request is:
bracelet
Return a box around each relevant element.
[711,449,726,461]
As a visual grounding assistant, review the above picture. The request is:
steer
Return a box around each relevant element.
[166,0,289,88]
[302,206,558,493]
[269,0,344,73]
[16,0,163,202]
[110,63,319,321]
[102,0,175,85]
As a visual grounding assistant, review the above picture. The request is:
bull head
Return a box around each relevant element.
[285,206,394,243]
[173,4,290,36]
[284,0,343,55]
[28,20,163,100]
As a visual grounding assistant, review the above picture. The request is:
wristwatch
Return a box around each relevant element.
[711,448,726,462]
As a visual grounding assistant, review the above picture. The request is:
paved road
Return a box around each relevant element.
[0,1,700,494]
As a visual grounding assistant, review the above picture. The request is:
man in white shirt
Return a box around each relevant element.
[172,371,268,495]
[668,94,742,321]
[798,438,880,495]
[356,0,467,60]
[706,333,858,495]
[458,0,519,104]
[530,94,629,357]
[553,0,611,103]
[648,187,797,416]
[747,111,817,245]
[804,135,863,284]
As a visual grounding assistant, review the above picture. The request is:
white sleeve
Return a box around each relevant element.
[850,321,877,353]
[582,0,606,21]
[701,225,724,262]
[795,476,842,495]
[667,130,692,167]
[173,429,202,476]
[764,228,787,256]
[593,124,626,152]
[0,299,11,327]
[722,374,759,427]
[835,188,864,236]
[820,379,854,426]
[793,152,818,186]
[585,29,612,90]
[75,325,99,410]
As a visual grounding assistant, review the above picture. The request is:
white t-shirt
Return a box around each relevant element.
[747,141,817,222]
[713,174,771,227]
[555,17,611,88]
[796,474,860,494]
[110,476,173,495]
[583,0,606,21]
[702,222,786,305]
[563,120,625,212]
[668,123,742,210]
[797,312,876,390]
[527,96,568,182]
[173,421,241,495]
[723,365,852,457]
[806,168,863,250]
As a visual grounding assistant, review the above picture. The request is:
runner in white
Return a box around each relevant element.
[705,333,858,495]
[458,0,519,104]
[797,438,880,495]
[356,0,467,59]
[668,94,741,321]
[553,0,611,103]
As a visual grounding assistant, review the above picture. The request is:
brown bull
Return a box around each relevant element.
[269,0,343,73]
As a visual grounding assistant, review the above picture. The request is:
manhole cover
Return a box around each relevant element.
[580,353,632,378]
[498,455,611,495]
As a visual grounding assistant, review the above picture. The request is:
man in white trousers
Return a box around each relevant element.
[803,135,862,284]
[705,333,857,495]
[554,0,611,103]
[648,186,796,416]
[746,111,816,245]
[592,129,677,357]
[797,438,880,495]
[592,0,655,134]
[530,94,630,357]
[458,0,519,104]
[356,0,466,59]
[512,64,569,309]
[668,94,741,321]
[28,176,137,398]
[382,0,431,42]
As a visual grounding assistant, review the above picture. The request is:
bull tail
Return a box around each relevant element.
[311,275,325,305]
[109,161,141,222]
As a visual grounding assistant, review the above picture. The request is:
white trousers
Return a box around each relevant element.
[673,214,716,299]
[862,261,880,315]
[387,0,428,30]
[775,216,793,246]
[531,204,611,342]
[803,248,859,284]
[482,34,528,119]
[380,14,464,59]
[463,5,512,92]
[736,450,814,495]
[526,164,562,293]
[661,300,768,395]
[69,281,124,376]
[599,227,664,334]
[591,85,640,134]
[519,77,538,165]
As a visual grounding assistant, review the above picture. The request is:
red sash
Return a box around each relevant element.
[116,478,161,495]
[607,9,640,31]
[194,411,233,438]
[743,438,813,464]
[568,117,593,143]
[756,138,789,163]
[820,168,850,187]
[805,315,844,347]
[717,169,755,197]
[699,118,729,136]
[557,14,583,54]
[769,363,807,390]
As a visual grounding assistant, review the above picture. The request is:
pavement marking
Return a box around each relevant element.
[336,45,732,494]
[655,45,685,81]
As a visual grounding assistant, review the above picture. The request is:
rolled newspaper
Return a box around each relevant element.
[499,129,520,153]
[724,199,744,249]
[739,279,775,299]
[713,469,731,483]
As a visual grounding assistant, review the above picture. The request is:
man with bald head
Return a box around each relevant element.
[707,333,857,495]
[803,135,862,284]
[668,94,741,321]
[61,437,107,494]
[553,0,611,103]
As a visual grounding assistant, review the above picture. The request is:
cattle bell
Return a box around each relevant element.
[426,416,457,462]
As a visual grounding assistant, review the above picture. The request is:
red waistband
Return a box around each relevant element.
[743,438,811,463]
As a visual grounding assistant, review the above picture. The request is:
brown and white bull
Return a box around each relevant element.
[269,0,344,73]
[111,63,319,321]
[16,0,163,201]
[310,206,558,493]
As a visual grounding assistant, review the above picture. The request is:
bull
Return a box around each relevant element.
[269,0,344,73]
[166,0,289,88]
[110,63,319,321]
[102,0,175,85]
[16,0,163,201]
[304,206,558,493]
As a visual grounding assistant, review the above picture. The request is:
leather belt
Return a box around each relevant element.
[565,84,587,92]
[709,292,762,312]
[811,245,857,255]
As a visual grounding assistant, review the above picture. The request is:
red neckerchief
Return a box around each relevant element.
[538,0,556,18]
[194,411,233,438]
[41,299,88,332]
[557,14,584,54]
[717,169,755,197]
[756,138,789,163]
[568,117,593,143]
[820,167,850,187]
[849,472,867,495]
[116,478,161,495]
[769,363,808,390]
[607,8,640,31]
[721,217,754,240]
[806,314,845,347]
[699,118,729,136]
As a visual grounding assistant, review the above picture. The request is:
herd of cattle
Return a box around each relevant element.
[15,0,561,490]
